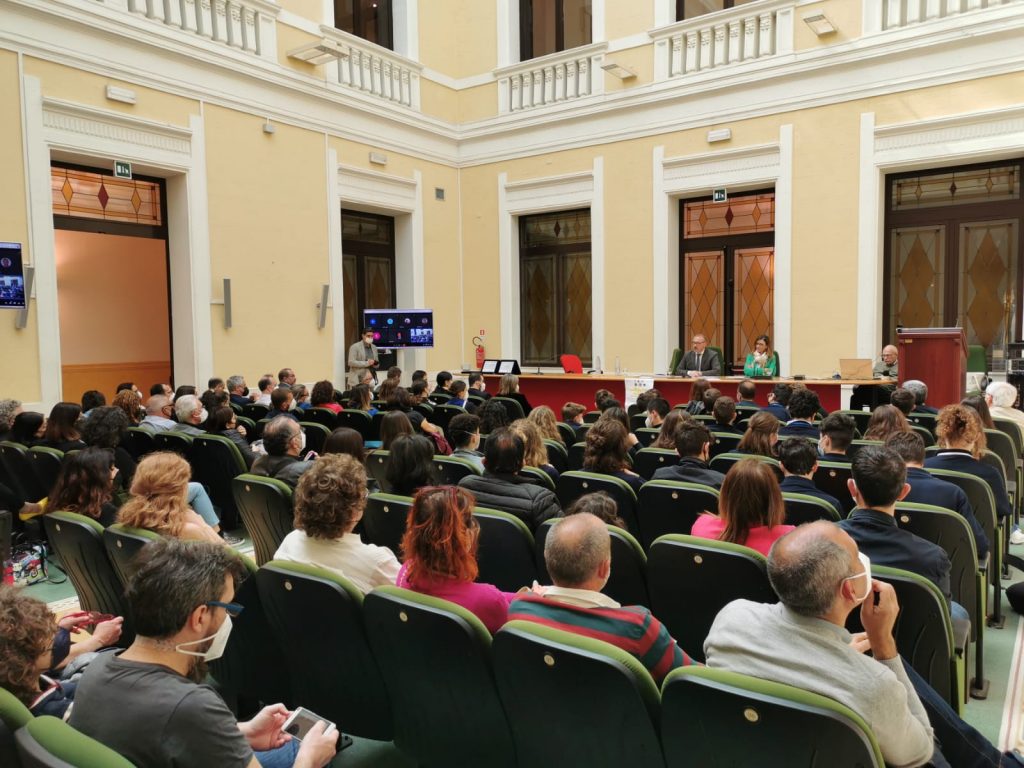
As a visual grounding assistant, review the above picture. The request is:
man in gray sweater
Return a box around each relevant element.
[705,521,1017,768]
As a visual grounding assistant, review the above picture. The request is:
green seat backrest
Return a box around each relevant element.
[231,474,294,566]
[710,452,783,482]
[256,561,392,740]
[647,534,776,663]
[303,407,339,430]
[781,492,841,524]
[0,687,32,730]
[0,441,46,502]
[836,409,872,435]
[432,455,481,485]
[633,447,678,479]
[661,667,883,768]
[555,471,639,537]
[493,397,525,421]
[668,347,683,375]
[190,434,246,530]
[813,461,856,514]
[123,427,156,460]
[298,422,330,455]
[365,449,392,492]
[152,432,192,456]
[16,715,136,768]
[543,439,568,473]
[556,423,577,446]
[634,428,662,448]
[708,432,742,458]
[473,508,537,592]
[493,621,664,768]
[102,524,161,587]
[337,410,373,441]
[635,480,720,550]
[519,465,555,491]
[363,492,414,556]
[847,439,884,459]
[991,418,1024,459]
[363,586,515,768]
[925,468,999,586]
[28,447,64,499]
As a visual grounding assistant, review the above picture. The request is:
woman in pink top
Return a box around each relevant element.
[397,486,515,634]
[311,379,343,414]
[690,458,794,557]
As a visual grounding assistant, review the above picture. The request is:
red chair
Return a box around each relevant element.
[560,354,583,374]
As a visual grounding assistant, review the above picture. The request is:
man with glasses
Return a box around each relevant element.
[70,538,338,768]
[675,333,722,377]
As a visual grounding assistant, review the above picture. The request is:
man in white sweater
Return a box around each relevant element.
[705,521,1018,768]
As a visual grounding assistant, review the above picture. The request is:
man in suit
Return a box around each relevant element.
[777,437,843,517]
[885,431,989,559]
[652,422,726,489]
[761,382,792,423]
[779,388,820,439]
[347,327,379,388]
[675,334,721,377]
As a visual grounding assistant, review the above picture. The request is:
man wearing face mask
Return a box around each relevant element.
[347,327,379,388]
[706,518,1020,767]
[70,539,338,767]
[644,397,670,430]
[251,418,312,489]
[170,394,208,437]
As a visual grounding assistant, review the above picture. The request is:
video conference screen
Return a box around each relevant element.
[363,308,434,349]
[0,242,25,309]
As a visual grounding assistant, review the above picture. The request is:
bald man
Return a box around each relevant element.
[873,344,899,379]
[705,521,1018,768]
[508,513,694,684]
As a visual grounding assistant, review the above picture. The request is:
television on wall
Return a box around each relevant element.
[0,242,26,310]
[363,308,434,349]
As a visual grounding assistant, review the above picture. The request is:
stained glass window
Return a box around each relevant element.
[893,165,1018,211]
[51,167,162,226]
[684,194,774,239]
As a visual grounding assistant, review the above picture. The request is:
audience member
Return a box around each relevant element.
[387,388,444,444]
[251,418,312,489]
[711,396,742,435]
[458,427,561,530]
[634,388,660,414]
[277,368,297,389]
[596,406,640,455]
[762,382,792,422]
[479,397,512,435]
[398,486,516,634]
[736,411,779,458]
[582,419,642,493]
[81,390,106,419]
[253,376,274,407]
[509,513,694,684]
[433,371,453,395]
[386,435,437,496]
[691,458,794,556]
[174,385,197,401]
[48,446,121,527]
[890,388,916,416]
[779,388,820,438]
[863,404,910,442]
[111,388,143,425]
[408,380,429,404]
[776,437,843,517]
[527,405,563,444]
[961,395,995,429]
[322,427,365,463]
[310,380,341,413]
[651,408,689,450]
[684,378,711,415]
[652,422,725,489]
[208,377,225,394]
[0,397,21,442]
[226,375,251,406]
[593,388,614,411]
[497,374,533,417]
[10,411,45,446]
[116,382,139,396]
[561,402,587,440]
[171,395,207,436]
[70,538,338,766]
[376,376,401,403]
[150,382,173,398]
[645,397,670,430]
[347,383,376,415]
[200,388,229,416]
[885,431,988,559]
[139,395,176,433]
[927,404,1012,522]
[449,413,485,473]
[81,406,136,485]
[290,384,311,411]
[0,586,122,719]
[705,521,1011,768]
[903,380,937,414]
[468,372,490,400]
[838,446,959,619]
[444,380,469,410]
[702,387,722,414]
[818,412,856,462]
[39,402,86,452]
[511,418,559,483]
[563,491,626,529]
[117,453,223,543]
[275,454,399,592]
[266,387,298,422]
[411,370,427,385]
[204,407,255,468]
[736,379,758,406]
[380,410,414,450]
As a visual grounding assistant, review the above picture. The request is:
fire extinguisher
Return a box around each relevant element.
[473,336,486,369]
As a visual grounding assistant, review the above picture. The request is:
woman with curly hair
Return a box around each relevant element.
[478,397,511,435]
[398,486,515,633]
[564,490,625,529]
[117,452,222,544]
[48,447,120,527]
[583,418,643,493]
[111,388,143,425]
[527,405,563,445]
[510,418,559,483]
[81,406,137,486]
[652,408,690,450]
[39,402,86,452]
[274,453,399,593]
[736,411,780,458]
[862,404,910,442]
[690,458,793,556]
[926,403,1012,521]
[0,585,122,718]
[310,379,342,413]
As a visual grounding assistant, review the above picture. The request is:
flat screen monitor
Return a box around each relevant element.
[363,308,434,349]
[0,242,26,310]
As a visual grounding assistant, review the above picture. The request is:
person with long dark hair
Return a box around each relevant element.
[10,411,45,446]
[39,402,85,452]
[582,419,643,493]
[204,406,255,468]
[81,406,137,486]
[386,435,437,496]
[48,447,121,527]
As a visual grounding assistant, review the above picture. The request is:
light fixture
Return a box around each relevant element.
[707,128,732,143]
[601,62,636,80]
[369,151,388,165]
[105,85,137,105]
[287,38,348,65]
[262,120,275,135]
[803,12,837,36]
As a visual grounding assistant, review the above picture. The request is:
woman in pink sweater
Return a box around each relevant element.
[396,486,516,634]
[690,458,794,557]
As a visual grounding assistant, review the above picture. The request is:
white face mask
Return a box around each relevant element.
[843,552,872,603]
[645,414,654,429]
[198,409,209,423]
[175,615,232,661]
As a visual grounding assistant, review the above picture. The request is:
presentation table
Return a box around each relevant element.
[482,374,887,414]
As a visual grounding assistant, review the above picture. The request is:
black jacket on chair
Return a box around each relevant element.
[458,472,560,531]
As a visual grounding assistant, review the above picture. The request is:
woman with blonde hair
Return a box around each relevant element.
[736,411,780,457]
[511,418,559,483]
[527,405,563,444]
[117,452,222,544]
[863,404,910,442]
[690,458,793,556]
[497,373,533,416]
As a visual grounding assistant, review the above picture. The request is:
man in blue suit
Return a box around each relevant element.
[777,437,843,517]
[761,382,792,423]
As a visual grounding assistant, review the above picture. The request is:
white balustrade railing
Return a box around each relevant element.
[124,0,279,60]
[495,42,607,114]
[322,27,422,110]
[649,1,794,81]
[868,0,1022,32]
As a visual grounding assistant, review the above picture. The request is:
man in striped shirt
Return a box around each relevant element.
[508,513,694,684]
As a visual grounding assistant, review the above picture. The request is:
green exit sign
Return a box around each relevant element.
[113,160,132,179]
[712,188,727,203]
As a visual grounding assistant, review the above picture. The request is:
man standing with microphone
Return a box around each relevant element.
[347,327,379,388]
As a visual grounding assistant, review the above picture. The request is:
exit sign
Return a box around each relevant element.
[114,160,132,179]
[712,188,727,203]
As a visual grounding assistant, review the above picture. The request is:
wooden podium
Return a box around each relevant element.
[897,327,968,408]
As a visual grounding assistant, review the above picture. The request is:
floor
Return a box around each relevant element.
[25,530,1024,760]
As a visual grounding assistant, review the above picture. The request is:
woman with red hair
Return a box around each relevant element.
[397,486,516,633]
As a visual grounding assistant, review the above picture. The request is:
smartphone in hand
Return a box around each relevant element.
[281,707,335,741]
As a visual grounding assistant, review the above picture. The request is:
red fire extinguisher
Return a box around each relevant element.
[473,336,486,369]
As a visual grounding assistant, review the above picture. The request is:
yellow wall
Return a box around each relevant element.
[0,50,41,403]
[276,22,325,76]
[420,0,498,79]
[278,0,326,25]
[794,0,863,50]
[605,2,654,39]
[204,105,332,382]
